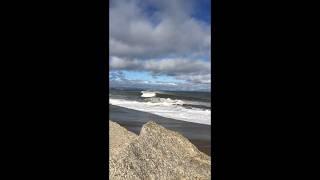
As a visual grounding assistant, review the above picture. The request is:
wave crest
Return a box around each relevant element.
[145,97,184,105]
[141,91,157,97]
[109,98,211,125]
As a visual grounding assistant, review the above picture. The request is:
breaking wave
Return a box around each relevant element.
[141,91,157,97]
[109,98,211,125]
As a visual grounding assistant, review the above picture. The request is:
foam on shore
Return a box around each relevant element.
[110,98,211,125]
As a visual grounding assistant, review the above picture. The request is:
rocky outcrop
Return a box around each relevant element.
[109,120,211,180]
[109,121,138,157]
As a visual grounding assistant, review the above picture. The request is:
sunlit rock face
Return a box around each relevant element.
[109,121,138,157]
[109,120,211,180]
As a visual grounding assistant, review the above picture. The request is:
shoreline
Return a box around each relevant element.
[110,104,211,156]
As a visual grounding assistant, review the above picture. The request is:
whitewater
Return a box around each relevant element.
[109,96,211,125]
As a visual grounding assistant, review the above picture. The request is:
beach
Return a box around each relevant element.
[110,104,211,156]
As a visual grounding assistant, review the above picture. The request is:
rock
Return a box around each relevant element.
[109,121,211,180]
[109,121,138,157]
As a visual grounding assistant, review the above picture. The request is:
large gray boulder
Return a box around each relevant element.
[109,121,138,157]
[109,121,211,180]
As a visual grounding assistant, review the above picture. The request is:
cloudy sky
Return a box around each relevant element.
[109,0,211,91]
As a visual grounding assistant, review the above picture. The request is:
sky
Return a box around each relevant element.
[109,0,211,91]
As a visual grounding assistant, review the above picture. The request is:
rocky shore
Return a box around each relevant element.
[109,120,211,180]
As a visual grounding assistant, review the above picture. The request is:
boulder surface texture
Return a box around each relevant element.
[109,120,211,180]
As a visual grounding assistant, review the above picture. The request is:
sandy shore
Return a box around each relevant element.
[110,105,211,156]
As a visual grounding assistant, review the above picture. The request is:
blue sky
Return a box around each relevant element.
[109,0,211,91]
[191,0,211,23]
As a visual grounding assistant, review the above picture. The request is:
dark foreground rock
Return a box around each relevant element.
[109,120,211,180]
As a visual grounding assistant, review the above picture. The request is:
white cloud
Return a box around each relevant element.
[110,0,210,59]
[109,0,211,90]
[110,56,210,80]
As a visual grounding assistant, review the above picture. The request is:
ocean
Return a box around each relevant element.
[109,89,211,125]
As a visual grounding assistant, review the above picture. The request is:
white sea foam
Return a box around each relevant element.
[141,91,157,97]
[109,98,211,125]
[146,97,184,105]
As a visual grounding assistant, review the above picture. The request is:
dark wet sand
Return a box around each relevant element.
[110,105,211,156]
